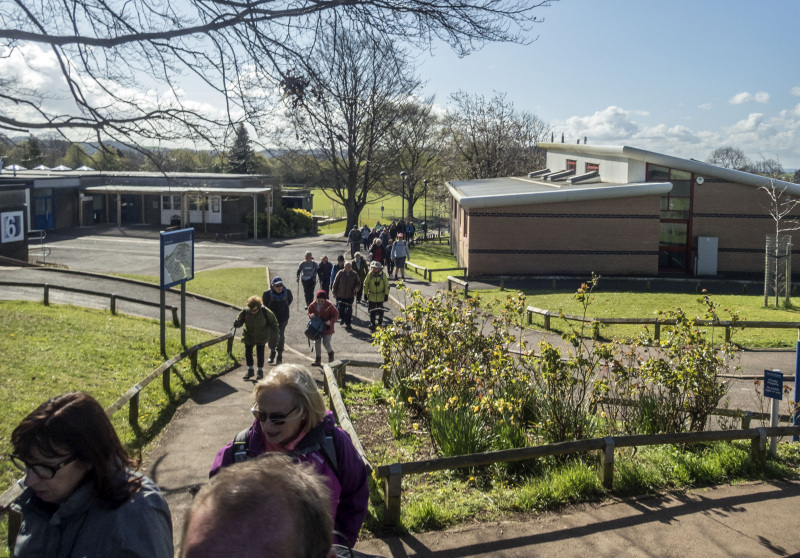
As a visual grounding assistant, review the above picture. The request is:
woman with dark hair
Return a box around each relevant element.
[9,392,173,557]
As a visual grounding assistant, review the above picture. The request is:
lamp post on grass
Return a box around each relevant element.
[400,171,407,221]
[423,179,428,234]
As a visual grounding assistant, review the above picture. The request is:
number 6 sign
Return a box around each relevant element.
[1,211,24,243]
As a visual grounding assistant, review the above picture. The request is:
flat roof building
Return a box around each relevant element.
[447,143,800,278]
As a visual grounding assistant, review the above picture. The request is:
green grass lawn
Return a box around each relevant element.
[312,188,447,235]
[0,300,234,496]
[405,237,459,282]
[476,288,800,348]
[113,267,268,306]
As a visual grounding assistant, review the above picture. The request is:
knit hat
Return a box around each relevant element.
[316,290,328,299]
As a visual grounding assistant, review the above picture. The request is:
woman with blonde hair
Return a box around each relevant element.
[209,364,369,547]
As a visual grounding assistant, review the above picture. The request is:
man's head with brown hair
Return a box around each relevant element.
[181,454,334,558]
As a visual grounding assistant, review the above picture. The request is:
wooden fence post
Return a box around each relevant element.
[129,392,140,427]
[543,313,551,331]
[110,294,117,315]
[599,437,615,489]
[751,427,767,466]
[162,367,171,394]
[464,282,469,298]
[43,284,49,306]
[741,411,752,429]
[190,352,198,375]
[337,362,347,388]
[527,310,533,325]
[654,322,661,341]
[725,326,731,343]
[383,463,403,528]
[171,307,180,327]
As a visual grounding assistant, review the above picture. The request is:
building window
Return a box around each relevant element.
[586,162,599,173]
[162,195,181,211]
[189,195,208,212]
[566,160,577,171]
[211,196,220,213]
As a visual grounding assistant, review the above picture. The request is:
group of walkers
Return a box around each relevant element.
[9,367,371,556]
[232,234,402,377]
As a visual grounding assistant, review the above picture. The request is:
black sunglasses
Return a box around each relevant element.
[250,405,300,425]
[10,454,77,480]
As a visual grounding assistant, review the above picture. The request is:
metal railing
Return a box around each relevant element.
[27,230,49,264]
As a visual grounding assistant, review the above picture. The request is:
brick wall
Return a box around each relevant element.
[464,196,661,275]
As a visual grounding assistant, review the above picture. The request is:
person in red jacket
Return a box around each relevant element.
[307,290,339,366]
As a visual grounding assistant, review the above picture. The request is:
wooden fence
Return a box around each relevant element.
[447,275,469,297]
[0,281,181,327]
[526,305,800,342]
[374,425,800,527]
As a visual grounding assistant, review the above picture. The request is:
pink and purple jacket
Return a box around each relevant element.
[209,411,369,546]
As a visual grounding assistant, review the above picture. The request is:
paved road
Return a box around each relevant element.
[4,225,800,556]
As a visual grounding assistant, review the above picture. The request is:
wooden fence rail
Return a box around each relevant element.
[0,281,181,327]
[429,266,466,282]
[447,275,469,297]
[404,261,428,281]
[526,305,800,342]
[322,361,373,474]
[374,425,800,527]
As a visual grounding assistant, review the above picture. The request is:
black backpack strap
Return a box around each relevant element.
[232,427,250,463]
[292,425,339,477]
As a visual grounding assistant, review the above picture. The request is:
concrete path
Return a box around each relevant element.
[4,226,800,556]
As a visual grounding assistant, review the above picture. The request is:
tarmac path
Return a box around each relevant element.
[3,226,800,556]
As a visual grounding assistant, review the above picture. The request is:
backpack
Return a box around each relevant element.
[232,425,339,476]
[305,314,325,341]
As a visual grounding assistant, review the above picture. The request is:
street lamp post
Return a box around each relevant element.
[423,179,428,233]
[400,171,407,221]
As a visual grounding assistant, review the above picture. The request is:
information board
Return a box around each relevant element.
[160,228,194,289]
[764,369,783,400]
[1,211,24,243]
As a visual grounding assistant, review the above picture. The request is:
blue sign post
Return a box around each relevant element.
[764,369,783,457]
[159,228,195,355]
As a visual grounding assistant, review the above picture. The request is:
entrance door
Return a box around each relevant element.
[34,190,55,230]
[648,166,693,273]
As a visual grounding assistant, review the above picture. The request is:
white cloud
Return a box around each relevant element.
[730,91,770,104]
[698,103,712,110]
[791,86,800,96]
[563,106,640,140]
[726,113,766,134]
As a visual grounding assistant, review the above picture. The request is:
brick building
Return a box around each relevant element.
[447,143,800,277]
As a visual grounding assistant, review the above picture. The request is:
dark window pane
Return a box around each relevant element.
[671,180,691,197]
[659,250,687,270]
[648,165,670,181]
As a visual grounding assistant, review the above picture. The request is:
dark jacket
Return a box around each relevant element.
[262,287,293,324]
[12,471,173,558]
[209,412,369,546]
[318,261,333,286]
[369,244,385,263]
[332,269,360,299]
[234,306,279,345]
[330,263,345,284]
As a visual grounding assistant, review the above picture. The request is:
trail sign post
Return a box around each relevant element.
[160,228,195,355]
[764,369,783,457]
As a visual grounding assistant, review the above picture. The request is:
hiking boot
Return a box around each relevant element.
[313,356,321,367]
[328,352,335,363]
[268,350,276,364]
[275,352,283,365]
[243,367,254,380]
[256,368,264,380]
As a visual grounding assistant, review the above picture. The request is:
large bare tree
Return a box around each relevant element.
[282,27,420,232]
[1,1,550,156]
[441,90,550,180]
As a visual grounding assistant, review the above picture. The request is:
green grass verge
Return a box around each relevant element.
[477,288,800,349]
[111,267,267,307]
[404,237,457,282]
[0,301,237,493]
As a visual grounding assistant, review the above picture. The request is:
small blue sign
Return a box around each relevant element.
[764,369,783,400]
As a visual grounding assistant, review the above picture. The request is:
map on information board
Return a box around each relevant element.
[160,228,194,289]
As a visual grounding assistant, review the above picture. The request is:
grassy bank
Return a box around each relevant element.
[0,300,233,495]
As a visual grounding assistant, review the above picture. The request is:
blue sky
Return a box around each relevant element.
[416,0,800,169]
